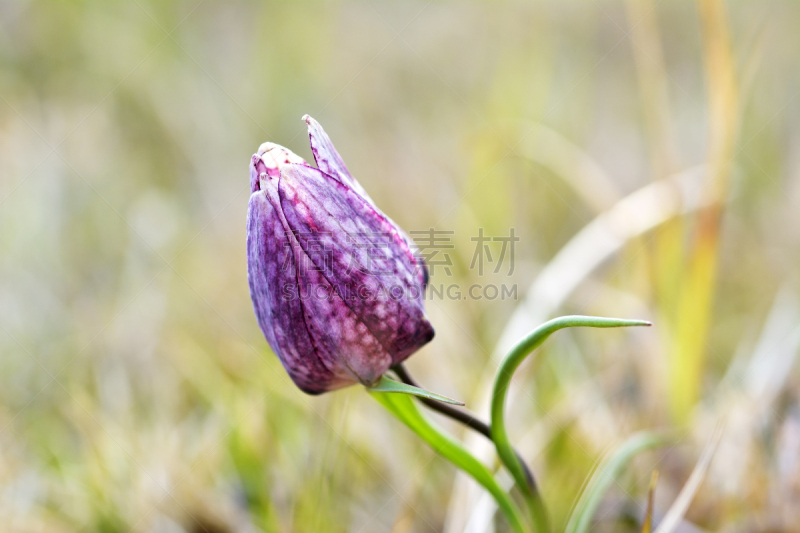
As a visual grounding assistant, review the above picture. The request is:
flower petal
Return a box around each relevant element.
[302,115,429,288]
[278,163,434,364]
[248,190,351,393]
[303,114,373,203]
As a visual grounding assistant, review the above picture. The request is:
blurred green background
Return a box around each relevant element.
[1,1,799,532]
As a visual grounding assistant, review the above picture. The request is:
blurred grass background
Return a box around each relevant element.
[1,1,800,532]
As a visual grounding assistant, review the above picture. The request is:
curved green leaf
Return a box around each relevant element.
[368,375,465,405]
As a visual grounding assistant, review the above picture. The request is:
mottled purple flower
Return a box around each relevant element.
[247,115,434,394]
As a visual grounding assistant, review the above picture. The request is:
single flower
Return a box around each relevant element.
[247,115,434,394]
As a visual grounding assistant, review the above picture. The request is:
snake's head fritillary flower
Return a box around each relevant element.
[247,115,434,394]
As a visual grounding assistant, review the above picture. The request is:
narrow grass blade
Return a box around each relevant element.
[641,470,658,533]
[565,432,665,533]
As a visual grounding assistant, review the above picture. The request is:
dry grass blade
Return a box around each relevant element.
[653,422,724,533]
[641,470,659,533]
[668,0,740,424]
[626,0,678,179]
[741,288,800,406]
[704,286,800,497]
[517,122,622,212]
[494,165,709,360]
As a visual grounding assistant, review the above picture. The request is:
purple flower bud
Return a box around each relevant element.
[247,115,434,394]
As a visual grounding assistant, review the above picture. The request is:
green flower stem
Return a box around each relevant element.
[371,389,528,533]
[490,315,651,532]
[391,363,538,494]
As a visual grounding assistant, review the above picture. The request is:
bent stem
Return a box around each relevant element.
[491,315,651,532]
[371,389,528,533]
[391,363,538,492]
